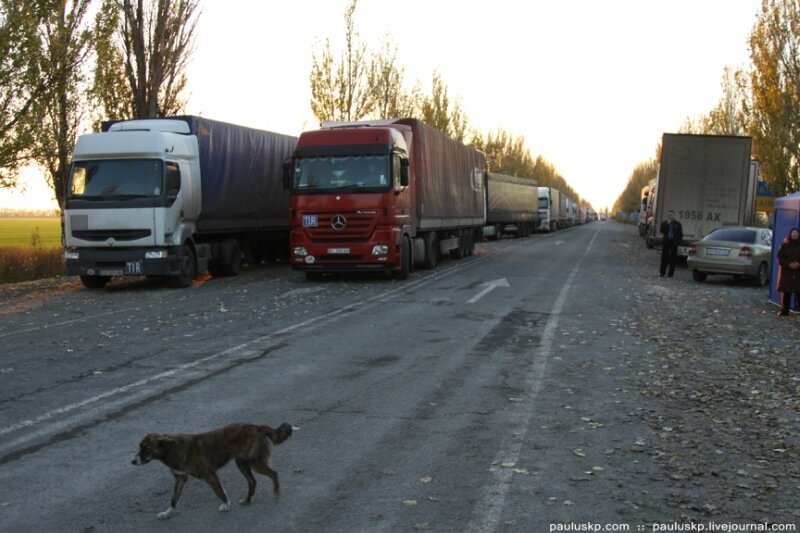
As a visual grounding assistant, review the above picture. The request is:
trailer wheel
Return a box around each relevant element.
[80,275,110,289]
[421,232,438,269]
[172,244,196,288]
[451,230,465,260]
[466,230,475,256]
[394,237,411,280]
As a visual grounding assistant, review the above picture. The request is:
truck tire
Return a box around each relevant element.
[80,275,110,289]
[393,237,411,280]
[171,244,196,288]
[451,230,465,260]
[421,232,438,269]
[223,239,242,276]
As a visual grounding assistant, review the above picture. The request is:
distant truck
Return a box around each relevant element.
[64,116,297,288]
[284,118,486,280]
[537,187,568,232]
[483,172,539,240]
[638,174,658,237]
[646,133,755,255]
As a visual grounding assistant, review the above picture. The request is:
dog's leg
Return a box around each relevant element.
[158,474,187,520]
[252,460,280,496]
[203,473,231,512]
[235,459,257,505]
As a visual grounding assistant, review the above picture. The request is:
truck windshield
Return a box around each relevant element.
[293,155,390,192]
[69,159,164,199]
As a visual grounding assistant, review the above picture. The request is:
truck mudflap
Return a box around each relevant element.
[66,247,184,277]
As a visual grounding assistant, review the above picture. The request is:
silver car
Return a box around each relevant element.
[687,226,772,286]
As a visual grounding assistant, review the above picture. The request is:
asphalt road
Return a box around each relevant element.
[0,221,794,532]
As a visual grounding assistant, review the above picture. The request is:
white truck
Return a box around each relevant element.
[646,133,755,255]
[537,187,568,232]
[63,116,297,288]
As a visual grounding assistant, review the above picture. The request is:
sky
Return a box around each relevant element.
[0,0,761,212]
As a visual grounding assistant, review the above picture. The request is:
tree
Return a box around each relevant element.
[310,0,378,122]
[420,71,469,141]
[612,159,658,214]
[93,0,199,120]
[0,1,44,189]
[705,66,750,136]
[31,0,92,208]
[748,0,800,195]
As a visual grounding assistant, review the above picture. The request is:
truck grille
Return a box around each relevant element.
[305,212,377,243]
[72,229,152,241]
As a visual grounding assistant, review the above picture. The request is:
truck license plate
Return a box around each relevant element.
[303,215,318,227]
[125,261,143,274]
[327,248,350,255]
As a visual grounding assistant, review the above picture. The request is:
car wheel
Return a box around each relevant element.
[692,270,707,282]
[754,262,769,287]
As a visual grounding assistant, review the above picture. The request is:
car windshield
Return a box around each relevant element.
[704,228,757,243]
[293,155,389,191]
[69,159,164,199]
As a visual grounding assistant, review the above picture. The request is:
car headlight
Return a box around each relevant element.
[371,245,389,256]
[293,246,308,257]
[145,250,168,259]
[64,250,79,261]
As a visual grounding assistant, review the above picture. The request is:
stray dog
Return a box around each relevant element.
[132,422,293,519]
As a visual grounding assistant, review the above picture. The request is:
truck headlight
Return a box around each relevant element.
[64,250,79,261]
[145,250,168,259]
[371,245,389,256]
[293,246,308,257]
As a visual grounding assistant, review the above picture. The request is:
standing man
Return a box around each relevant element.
[660,210,683,278]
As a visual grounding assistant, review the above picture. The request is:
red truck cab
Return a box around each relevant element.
[284,122,413,279]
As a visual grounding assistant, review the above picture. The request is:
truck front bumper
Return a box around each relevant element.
[289,230,400,273]
[65,247,183,277]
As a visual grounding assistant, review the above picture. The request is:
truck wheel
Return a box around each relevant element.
[421,232,438,269]
[394,237,411,280]
[172,244,196,288]
[754,262,769,287]
[222,239,242,276]
[466,231,475,256]
[80,275,110,289]
[451,231,464,260]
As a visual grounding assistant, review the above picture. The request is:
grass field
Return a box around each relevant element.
[0,217,62,248]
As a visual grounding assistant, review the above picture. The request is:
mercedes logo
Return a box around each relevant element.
[331,214,347,230]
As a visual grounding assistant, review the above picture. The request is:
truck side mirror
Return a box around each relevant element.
[400,159,409,187]
[282,159,293,190]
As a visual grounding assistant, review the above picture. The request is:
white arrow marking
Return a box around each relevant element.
[467,278,510,304]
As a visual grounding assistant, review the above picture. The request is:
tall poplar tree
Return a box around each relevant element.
[749,0,800,195]
[93,0,199,120]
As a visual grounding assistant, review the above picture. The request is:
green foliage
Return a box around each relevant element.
[30,0,93,208]
[748,0,800,196]
[612,159,658,214]
[0,0,45,188]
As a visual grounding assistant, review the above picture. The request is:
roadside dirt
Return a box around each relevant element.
[615,225,799,524]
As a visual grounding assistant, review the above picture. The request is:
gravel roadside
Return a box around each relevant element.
[615,221,799,524]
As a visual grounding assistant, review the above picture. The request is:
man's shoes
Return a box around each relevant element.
[778,310,790,316]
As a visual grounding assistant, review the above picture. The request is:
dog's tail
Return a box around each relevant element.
[261,422,293,445]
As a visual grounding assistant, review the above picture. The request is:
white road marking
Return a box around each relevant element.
[465,224,603,532]
[0,246,509,455]
[466,278,510,304]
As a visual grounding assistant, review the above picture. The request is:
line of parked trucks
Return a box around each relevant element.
[63,116,591,288]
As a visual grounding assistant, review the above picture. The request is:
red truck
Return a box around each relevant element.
[284,118,487,280]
